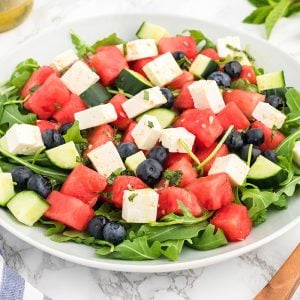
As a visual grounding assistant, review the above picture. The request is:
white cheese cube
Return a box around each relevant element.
[1,124,44,155]
[208,154,250,186]
[188,80,225,114]
[61,61,99,95]
[143,52,183,87]
[131,115,162,150]
[160,127,195,153]
[52,49,78,72]
[121,86,167,118]
[216,36,241,58]
[0,173,15,206]
[122,188,158,223]
[125,39,158,61]
[293,141,300,166]
[87,141,125,178]
[252,102,286,129]
[74,103,117,130]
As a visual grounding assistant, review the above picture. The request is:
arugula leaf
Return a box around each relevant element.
[188,224,228,250]
[91,33,125,51]
[285,88,300,112]
[231,78,258,92]
[0,104,37,127]
[183,29,216,50]
[243,6,273,24]
[94,202,122,221]
[277,176,300,197]
[38,219,65,236]
[276,129,300,158]
[272,194,288,209]
[70,32,95,59]
[247,0,270,7]
[160,240,184,261]
[265,0,291,38]
[63,121,87,144]
[109,237,161,260]
[162,169,183,187]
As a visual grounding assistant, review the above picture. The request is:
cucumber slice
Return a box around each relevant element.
[263,87,290,101]
[46,141,80,169]
[115,69,153,95]
[125,151,146,174]
[0,173,15,206]
[189,54,218,79]
[256,71,285,92]
[136,21,170,42]
[135,108,177,128]
[247,155,287,188]
[7,191,49,226]
[80,83,112,107]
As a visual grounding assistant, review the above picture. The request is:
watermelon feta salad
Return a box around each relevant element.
[0,21,300,261]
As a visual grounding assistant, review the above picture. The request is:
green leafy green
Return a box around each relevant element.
[276,129,300,158]
[247,0,270,7]
[160,240,184,261]
[63,121,87,144]
[277,176,300,197]
[243,6,273,24]
[162,169,183,187]
[94,202,122,221]
[285,88,300,112]
[188,224,228,250]
[70,32,95,59]
[231,78,258,92]
[38,219,65,236]
[91,33,125,50]
[183,29,216,50]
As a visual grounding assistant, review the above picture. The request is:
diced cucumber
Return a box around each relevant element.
[136,21,170,42]
[135,108,177,128]
[263,87,290,101]
[256,71,285,92]
[80,83,112,107]
[189,54,218,79]
[125,151,146,174]
[46,141,80,169]
[247,155,287,188]
[0,173,15,206]
[115,69,153,95]
[7,191,49,226]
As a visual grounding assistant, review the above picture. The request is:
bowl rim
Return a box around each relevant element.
[1,12,300,273]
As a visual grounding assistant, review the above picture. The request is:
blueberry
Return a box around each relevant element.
[245,128,264,146]
[11,167,34,191]
[172,51,186,61]
[265,95,284,110]
[27,174,52,198]
[224,130,245,152]
[87,215,109,239]
[160,88,175,108]
[147,146,168,165]
[136,158,163,187]
[239,145,261,164]
[102,222,126,245]
[42,129,65,149]
[207,71,231,88]
[224,61,242,78]
[59,123,73,135]
[117,143,138,161]
[263,150,278,163]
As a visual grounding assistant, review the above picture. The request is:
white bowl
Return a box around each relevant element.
[0,14,300,273]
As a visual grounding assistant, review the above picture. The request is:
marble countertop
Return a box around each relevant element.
[0,0,300,299]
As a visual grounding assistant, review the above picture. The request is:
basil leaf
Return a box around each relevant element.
[248,0,270,7]
[63,121,87,144]
[243,6,273,24]
[91,33,125,51]
[265,0,291,38]
[0,104,37,127]
[183,29,216,50]
[160,240,184,261]
[188,224,228,250]
[231,78,258,92]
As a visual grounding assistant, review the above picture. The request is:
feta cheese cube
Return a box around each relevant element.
[252,102,286,129]
[143,52,183,87]
[52,49,78,72]
[293,141,300,166]
[1,124,44,155]
[121,86,167,118]
[87,141,125,178]
[160,127,195,153]
[125,39,158,61]
[188,80,225,113]
[131,115,162,150]
[61,61,99,95]
[122,188,158,223]
[74,103,117,130]
[208,154,250,186]
[216,36,241,58]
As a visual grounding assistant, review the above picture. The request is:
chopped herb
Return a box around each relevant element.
[99,191,112,200]
[226,44,255,63]
[176,56,191,70]
[163,169,183,187]
[144,90,150,101]
[107,168,124,185]
[128,193,138,202]
[147,121,154,128]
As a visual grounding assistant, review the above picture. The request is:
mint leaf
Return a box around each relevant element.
[183,29,216,50]
[160,240,184,261]
[248,0,270,7]
[91,33,125,51]
[265,0,291,38]
[188,224,228,250]
[285,2,300,17]
[243,6,273,24]
[63,121,87,144]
